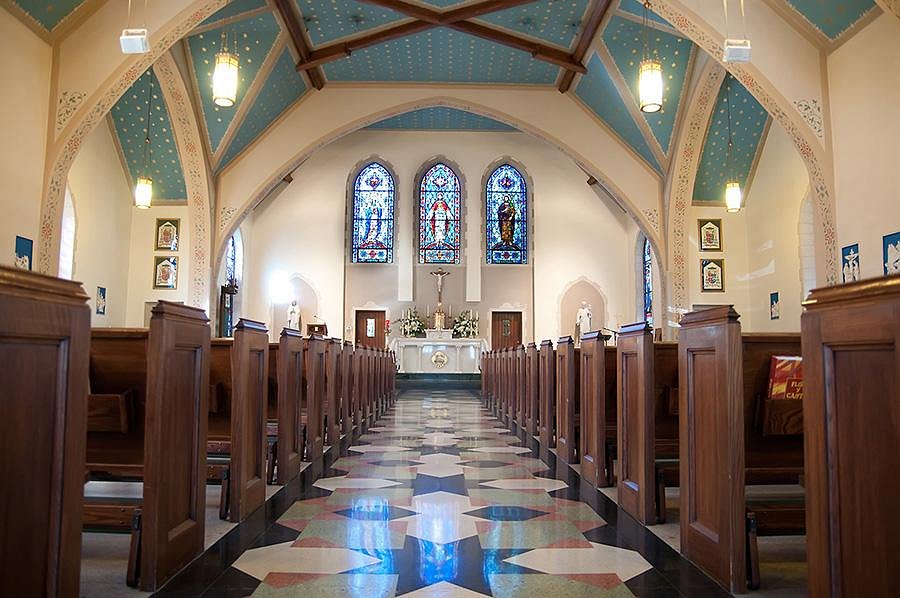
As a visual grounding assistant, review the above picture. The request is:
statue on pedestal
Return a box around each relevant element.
[574,301,592,344]
[287,300,301,331]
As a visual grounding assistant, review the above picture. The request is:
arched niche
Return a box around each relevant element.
[558,278,608,339]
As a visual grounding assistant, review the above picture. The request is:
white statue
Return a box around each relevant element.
[287,300,301,331]
[886,240,900,275]
[575,301,593,342]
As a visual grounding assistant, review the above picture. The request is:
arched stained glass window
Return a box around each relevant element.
[485,164,527,264]
[419,162,461,264]
[352,162,395,263]
[643,236,653,325]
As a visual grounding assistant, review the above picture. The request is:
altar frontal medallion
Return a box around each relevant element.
[431,351,449,369]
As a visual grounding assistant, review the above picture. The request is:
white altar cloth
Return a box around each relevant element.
[389,337,489,374]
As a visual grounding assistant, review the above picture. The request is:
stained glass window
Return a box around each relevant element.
[643,236,653,325]
[419,162,461,264]
[352,162,395,263]
[485,164,527,264]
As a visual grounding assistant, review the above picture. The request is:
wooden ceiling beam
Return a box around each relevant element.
[271,0,326,89]
[558,0,612,93]
[449,21,586,73]
[297,20,435,71]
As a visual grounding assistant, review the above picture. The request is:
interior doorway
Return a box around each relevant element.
[355,310,386,348]
[491,311,522,349]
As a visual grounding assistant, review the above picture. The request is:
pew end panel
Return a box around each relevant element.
[276,328,305,485]
[140,301,211,590]
[802,276,900,597]
[616,323,655,524]
[678,306,746,594]
[579,331,608,488]
[555,337,581,464]
[0,267,90,597]
[538,340,557,451]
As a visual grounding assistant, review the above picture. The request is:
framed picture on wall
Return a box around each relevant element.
[14,235,33,270]
[770,292,780,320]
[841,243,860,283]
[155,218,180,251]
[153,256,178,289]
[700,258,725,292]
[884,231,900,275]
[698,219,722,251]
[96,286,107,315]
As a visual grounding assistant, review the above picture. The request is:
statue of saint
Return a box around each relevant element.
[494,195,520,250]
[361,195,385,247]
[574,301,593,342]
[287,300,301,331]
[427,192,452,246]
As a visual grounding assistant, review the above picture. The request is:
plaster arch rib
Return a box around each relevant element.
[210,91,663,281]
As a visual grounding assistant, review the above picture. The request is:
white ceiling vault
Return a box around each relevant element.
[20,0,875,203]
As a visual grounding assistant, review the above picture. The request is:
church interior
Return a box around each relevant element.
[1,0,898,595]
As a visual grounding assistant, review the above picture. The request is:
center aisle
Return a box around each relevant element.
[157,389,729,597]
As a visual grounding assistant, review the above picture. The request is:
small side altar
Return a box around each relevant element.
[390,337,488,374]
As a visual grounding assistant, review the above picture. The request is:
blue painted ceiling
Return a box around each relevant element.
[692,74,770,204]
[367,107,517,131]
[110,68,188,201]
[101,0,875,196]
[9,0,85,31]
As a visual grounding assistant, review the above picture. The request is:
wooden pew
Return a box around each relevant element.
[555,336,581,464]
[802,276,900,597]
[324,339,341,447]
[677,307,804,592]
[525,343,539,437]
[616,323,679,524]
[515,345,526,434]
[0,267,90,597]
[84,301,210,590]
[304,336,326,461]
[207,319,269,523]
[353,345,367,431]
[538,340,556,458]
[275,328,304,485]
[579,331,609,487]
[341,341,354,437]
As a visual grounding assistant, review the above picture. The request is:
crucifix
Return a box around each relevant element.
[430,268,451,329]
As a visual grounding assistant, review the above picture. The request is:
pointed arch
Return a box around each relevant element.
[418,161,462,264]
[485,162,529,265]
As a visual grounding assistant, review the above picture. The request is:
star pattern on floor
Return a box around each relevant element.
[220,390,675,597]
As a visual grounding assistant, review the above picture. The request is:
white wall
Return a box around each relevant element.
[828,14,900,279]
[66,123,134,325]
[125,205,192,326]
[0,10,50,267]
[240,129,638,344]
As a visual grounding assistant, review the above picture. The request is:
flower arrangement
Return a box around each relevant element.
[398,308,426,337]
[452,310,479,338]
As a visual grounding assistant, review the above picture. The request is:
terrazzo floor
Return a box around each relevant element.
[154,388,733,597]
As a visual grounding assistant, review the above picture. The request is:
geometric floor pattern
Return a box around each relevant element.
[158,388,731,597]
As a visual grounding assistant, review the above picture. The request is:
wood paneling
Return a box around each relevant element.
[579,331,607,487]
[324,339,341,446]
[539,340,556,450]
[0,267,90,597]
[556,337,581,464]
[678,306,745,593]
[616,323,655,524]
[341,341,354,437]
[802,276,900,596]
[525,343,539,436]
[304,336,326,460]
[276,328,304,484]
[355,310,385,349]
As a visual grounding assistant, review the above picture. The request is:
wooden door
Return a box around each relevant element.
[355,310,385,349]
[492,311,522,349]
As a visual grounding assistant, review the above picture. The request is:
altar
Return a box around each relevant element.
[390,332,488,374]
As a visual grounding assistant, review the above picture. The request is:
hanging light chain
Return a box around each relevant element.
[143,69,153,173]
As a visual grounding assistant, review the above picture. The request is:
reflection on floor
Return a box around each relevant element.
[152,389,736,597]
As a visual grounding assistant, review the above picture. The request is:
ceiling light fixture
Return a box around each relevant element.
[639,1,663,113]
[723,76,742,212]
[212,30,239,107]
[120,0,150,54]
[135,70,154,209]
[722,0,752,63]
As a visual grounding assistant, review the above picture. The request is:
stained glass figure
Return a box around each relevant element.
[419,163,461,264]
[352,162,395,263]
[485,164,527,264]
[643,236,653,324]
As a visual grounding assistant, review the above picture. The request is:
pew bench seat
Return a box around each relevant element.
[745,492,806,591]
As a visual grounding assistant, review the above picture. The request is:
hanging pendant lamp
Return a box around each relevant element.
[639,1,664,113]
[135,70,154,209]
[723,76,742,212]
[212,30,239,107]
